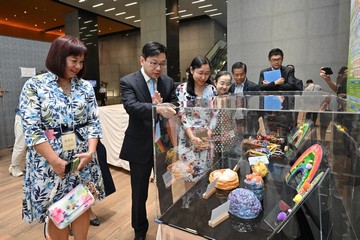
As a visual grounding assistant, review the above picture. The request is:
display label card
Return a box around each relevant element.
[248,156,269,165]
[202,178,218,199]
[162,169,173,188]
[208,200,230,227]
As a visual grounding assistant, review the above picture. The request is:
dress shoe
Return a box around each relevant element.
[90,216,100,226]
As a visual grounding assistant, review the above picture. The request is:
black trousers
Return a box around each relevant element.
[129,160,153,238]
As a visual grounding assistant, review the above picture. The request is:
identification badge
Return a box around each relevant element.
[62,133,76,151]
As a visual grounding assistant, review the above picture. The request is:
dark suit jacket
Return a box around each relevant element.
[229,78,260,93]
[258,66,296,91]
[119,70,177,164]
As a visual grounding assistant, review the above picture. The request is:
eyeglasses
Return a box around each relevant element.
[270,58,283,63]
[147,61,167,69]
[194,70,211,77]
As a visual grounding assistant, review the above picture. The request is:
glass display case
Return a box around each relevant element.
[152,92,360,240]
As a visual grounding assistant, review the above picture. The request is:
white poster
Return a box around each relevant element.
[20,67,36,77]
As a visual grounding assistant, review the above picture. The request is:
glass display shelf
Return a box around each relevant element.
[152,92,360,240]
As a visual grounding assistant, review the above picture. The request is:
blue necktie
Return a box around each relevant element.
[149,79,160,141]
[149,78,156,96]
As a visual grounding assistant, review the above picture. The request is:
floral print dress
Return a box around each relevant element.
[175,82,217,181]
[19,72,105,223]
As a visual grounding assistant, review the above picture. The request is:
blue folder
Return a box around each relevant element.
[264,69,281,82]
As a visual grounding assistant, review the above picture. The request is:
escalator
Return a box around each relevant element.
[205,40,227,73]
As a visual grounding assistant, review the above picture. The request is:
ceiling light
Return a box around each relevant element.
[198,4,212,8]
[178,10,186,13]
[134,19,141,22]
[90,29,97,32]
[84,20,92,24]
[125,2,137,7]
[92,3,104,8]
[115,12,126,16]
[192,0,205,4]
[204,9,217,13]
[125,16,135,19]
[170,16,179,20]
[79,0,85,2]
[105,8,115,12]
[181,14,193,18]
[209,12,222,17]
[166,12,174,15]
[80,27,87,30]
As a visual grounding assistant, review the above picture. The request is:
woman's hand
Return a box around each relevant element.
[190,136,203,144]
[73,152,93,171]
[52,158,67,178]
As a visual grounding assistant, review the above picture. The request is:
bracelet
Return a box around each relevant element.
[87,151,96,160]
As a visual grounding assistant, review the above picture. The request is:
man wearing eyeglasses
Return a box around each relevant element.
[258,48,296,91]
[119,41,177,240]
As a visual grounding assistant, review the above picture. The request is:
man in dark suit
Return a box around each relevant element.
[229,62,260,136]
[258,48,296,91]
[229,61,260,93]
[119,41,177,240]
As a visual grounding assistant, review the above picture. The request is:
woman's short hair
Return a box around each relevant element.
[46,35,88,79]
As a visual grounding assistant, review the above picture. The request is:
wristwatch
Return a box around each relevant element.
[87,151,96,160]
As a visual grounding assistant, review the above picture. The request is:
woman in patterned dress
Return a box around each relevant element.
[175,56,217,181]
[19,35,105,239]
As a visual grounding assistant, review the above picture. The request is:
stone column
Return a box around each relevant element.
[140,0,180,82]
[64,10,100,88]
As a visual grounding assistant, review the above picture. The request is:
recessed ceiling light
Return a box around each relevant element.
[24,11,27,14]
[92,3,104,8]
[115,12,126,16]
[181,14,193,18]
[79,0,85,2]
[125,16,135,19]
[192,0,205,4]
[178,10,186,13]
[134,19,141,22]
[125,2,137,7]
[198,4,212,8]
[105,8,116,12]
[209,12,222,17]
[204,9,217,13]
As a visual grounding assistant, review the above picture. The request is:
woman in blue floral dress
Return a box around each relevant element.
[19,35,105,239]
[175,56,217,182]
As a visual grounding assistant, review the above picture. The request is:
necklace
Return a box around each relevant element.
[58,80,71,91]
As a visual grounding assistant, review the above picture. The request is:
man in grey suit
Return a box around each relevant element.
[258,48,296,91]
[119,41,177,240]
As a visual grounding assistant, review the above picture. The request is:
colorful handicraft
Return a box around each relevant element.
[286,143,323,191]
[290,122,311,148]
